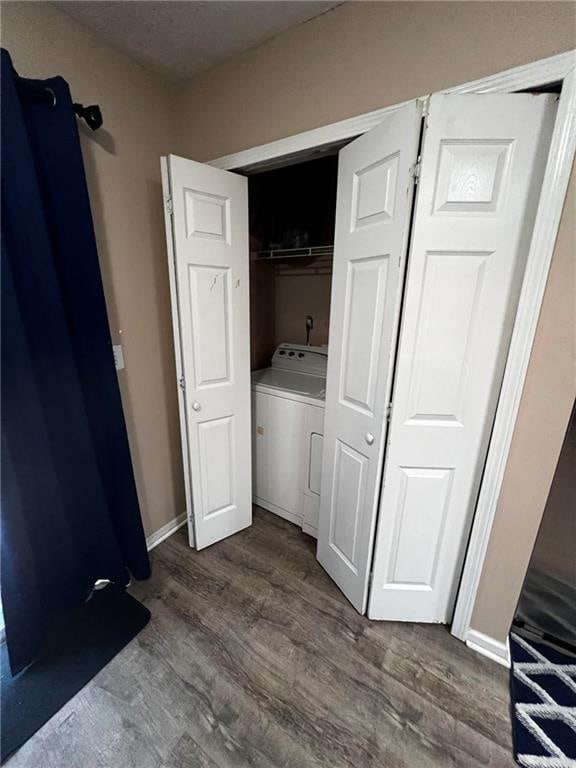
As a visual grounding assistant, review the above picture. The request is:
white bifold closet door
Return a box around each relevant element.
[316,102,422,613]
[162,155,251,550]
[368,93,557,622]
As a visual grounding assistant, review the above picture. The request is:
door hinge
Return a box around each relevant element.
[165,195,173,216]
[420,95,431,118]
[410,160,421,183]
[386,402,392,422]
[178,376,185,391]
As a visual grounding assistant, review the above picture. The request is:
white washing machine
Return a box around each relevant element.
[251,343,327,538]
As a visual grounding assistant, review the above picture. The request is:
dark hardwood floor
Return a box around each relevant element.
[8,507,516,767]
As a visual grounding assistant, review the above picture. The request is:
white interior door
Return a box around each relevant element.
[368,93,557,621]
[162,154,251,549]
[317,102,422,612]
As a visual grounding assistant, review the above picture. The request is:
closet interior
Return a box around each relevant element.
[247,153,339,537]
[248,154,338,369]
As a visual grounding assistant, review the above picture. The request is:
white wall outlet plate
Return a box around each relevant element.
[113,344,125,370]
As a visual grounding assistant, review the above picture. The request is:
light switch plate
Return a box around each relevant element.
[113,344,125,370]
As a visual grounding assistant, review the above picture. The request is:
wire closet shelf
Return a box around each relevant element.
[250,245,334,261]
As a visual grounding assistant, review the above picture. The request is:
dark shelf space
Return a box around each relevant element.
[248,155,338,253]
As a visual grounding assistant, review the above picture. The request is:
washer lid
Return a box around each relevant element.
[251,368,326,401]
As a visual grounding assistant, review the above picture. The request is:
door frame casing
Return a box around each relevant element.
[161,157,195,548]
[210,52,574,175]
[203,50,576,653]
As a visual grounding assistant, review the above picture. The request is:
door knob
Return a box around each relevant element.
[192,401,202,412]
[365,432,375,446]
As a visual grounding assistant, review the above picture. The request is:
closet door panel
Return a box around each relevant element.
[317,102,422,613]
[368,93,557,622]
[163,155,251,549]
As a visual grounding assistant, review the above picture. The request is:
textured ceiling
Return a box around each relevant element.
[53,1,341,82]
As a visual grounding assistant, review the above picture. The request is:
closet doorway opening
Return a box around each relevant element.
[247,153,339,538]
[161,51,575,656]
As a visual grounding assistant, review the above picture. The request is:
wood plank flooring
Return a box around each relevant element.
[7,507,516,767]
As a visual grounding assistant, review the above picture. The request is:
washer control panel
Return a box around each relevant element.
[271,343,328,376]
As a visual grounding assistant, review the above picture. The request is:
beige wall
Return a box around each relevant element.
[250,266,331,370]
[1,2,184,537]
[471,171,576,642]
[250,260,276,370]
[529,407,575,586]
[274,274,332,348]
[173,1,576,642]
[174,2,575,162]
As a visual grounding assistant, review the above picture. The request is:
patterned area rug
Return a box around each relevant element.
[510,632,576,767]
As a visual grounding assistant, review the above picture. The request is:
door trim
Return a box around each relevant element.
[161,157,195,547]
[209,97,425,174]
[209,52,574,174]
[207,49,576,645]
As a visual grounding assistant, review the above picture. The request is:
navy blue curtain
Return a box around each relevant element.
[1,50,150,674]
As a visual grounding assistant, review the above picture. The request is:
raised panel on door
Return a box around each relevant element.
[405,250,488,426]
[368,93,557,622]
[329,440,368,571]
[340,255,390,415]
[163,155,251,549]
[198,416,235,518]
[188,264,232,388]
[317,102,422,612]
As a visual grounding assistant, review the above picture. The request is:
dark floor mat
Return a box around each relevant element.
[510,632,576,766]
[1,585,150,763]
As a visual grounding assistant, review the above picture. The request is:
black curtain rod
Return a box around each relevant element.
[73,102,103,131]
[16,79,103,131]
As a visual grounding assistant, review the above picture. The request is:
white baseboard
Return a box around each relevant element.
[253,496,303,528]
[466,628,511,668]
[146,512,187,551]
[301,522,318,539]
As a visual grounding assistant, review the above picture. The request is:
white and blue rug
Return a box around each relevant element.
[510,632,576,767]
